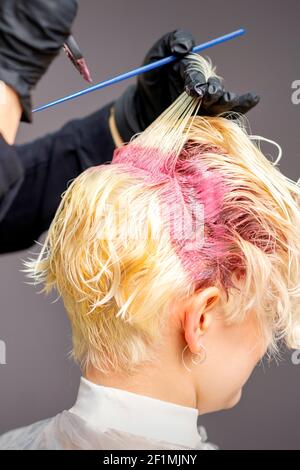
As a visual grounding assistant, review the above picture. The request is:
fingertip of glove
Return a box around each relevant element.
[172,43,191,55]
[170,30,195,56]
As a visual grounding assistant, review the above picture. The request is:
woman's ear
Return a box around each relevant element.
[183,287,220,354]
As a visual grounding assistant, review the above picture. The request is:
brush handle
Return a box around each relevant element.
[33,28,245,113]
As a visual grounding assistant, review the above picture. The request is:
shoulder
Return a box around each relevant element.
[0,417,53,450]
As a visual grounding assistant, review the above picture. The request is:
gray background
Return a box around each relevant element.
[0,0,299,450]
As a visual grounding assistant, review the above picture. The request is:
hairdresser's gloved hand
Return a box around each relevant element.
[0,0,78,122]
[114,30,260,142]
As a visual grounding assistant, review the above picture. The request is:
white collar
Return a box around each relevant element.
[69,377,200,448]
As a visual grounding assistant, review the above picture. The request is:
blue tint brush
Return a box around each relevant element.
[33,29,245,113]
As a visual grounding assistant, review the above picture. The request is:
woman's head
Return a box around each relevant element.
[26,113,300,413]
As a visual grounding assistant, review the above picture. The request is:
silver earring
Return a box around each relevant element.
[182,344,207,373]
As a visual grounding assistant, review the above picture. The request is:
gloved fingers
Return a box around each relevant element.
[0,0,78,122]
[174,57,214,99]
[138,30,195,105]
[201,77,225,107]
[142,29,195,67]
[230,92,260,114]
[166,57,202,101]
[203,90,240,115]
[168,30,195,57]
[25,0,78,37]
[181,59,208,98]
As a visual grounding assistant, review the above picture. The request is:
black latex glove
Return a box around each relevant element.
[114,30,260,142]
[0,0,78,122]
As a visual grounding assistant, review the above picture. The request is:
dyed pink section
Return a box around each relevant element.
[113,143,237,288]
[112,141,277,291]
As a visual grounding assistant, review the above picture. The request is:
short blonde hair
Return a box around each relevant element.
[26,56,300,374]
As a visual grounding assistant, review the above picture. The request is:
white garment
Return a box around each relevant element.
[0,377,217,450]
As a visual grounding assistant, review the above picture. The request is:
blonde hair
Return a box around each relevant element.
[26,57,300,374]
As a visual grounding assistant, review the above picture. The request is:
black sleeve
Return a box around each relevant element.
[0,135,24,222]
[0,102,115,253]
